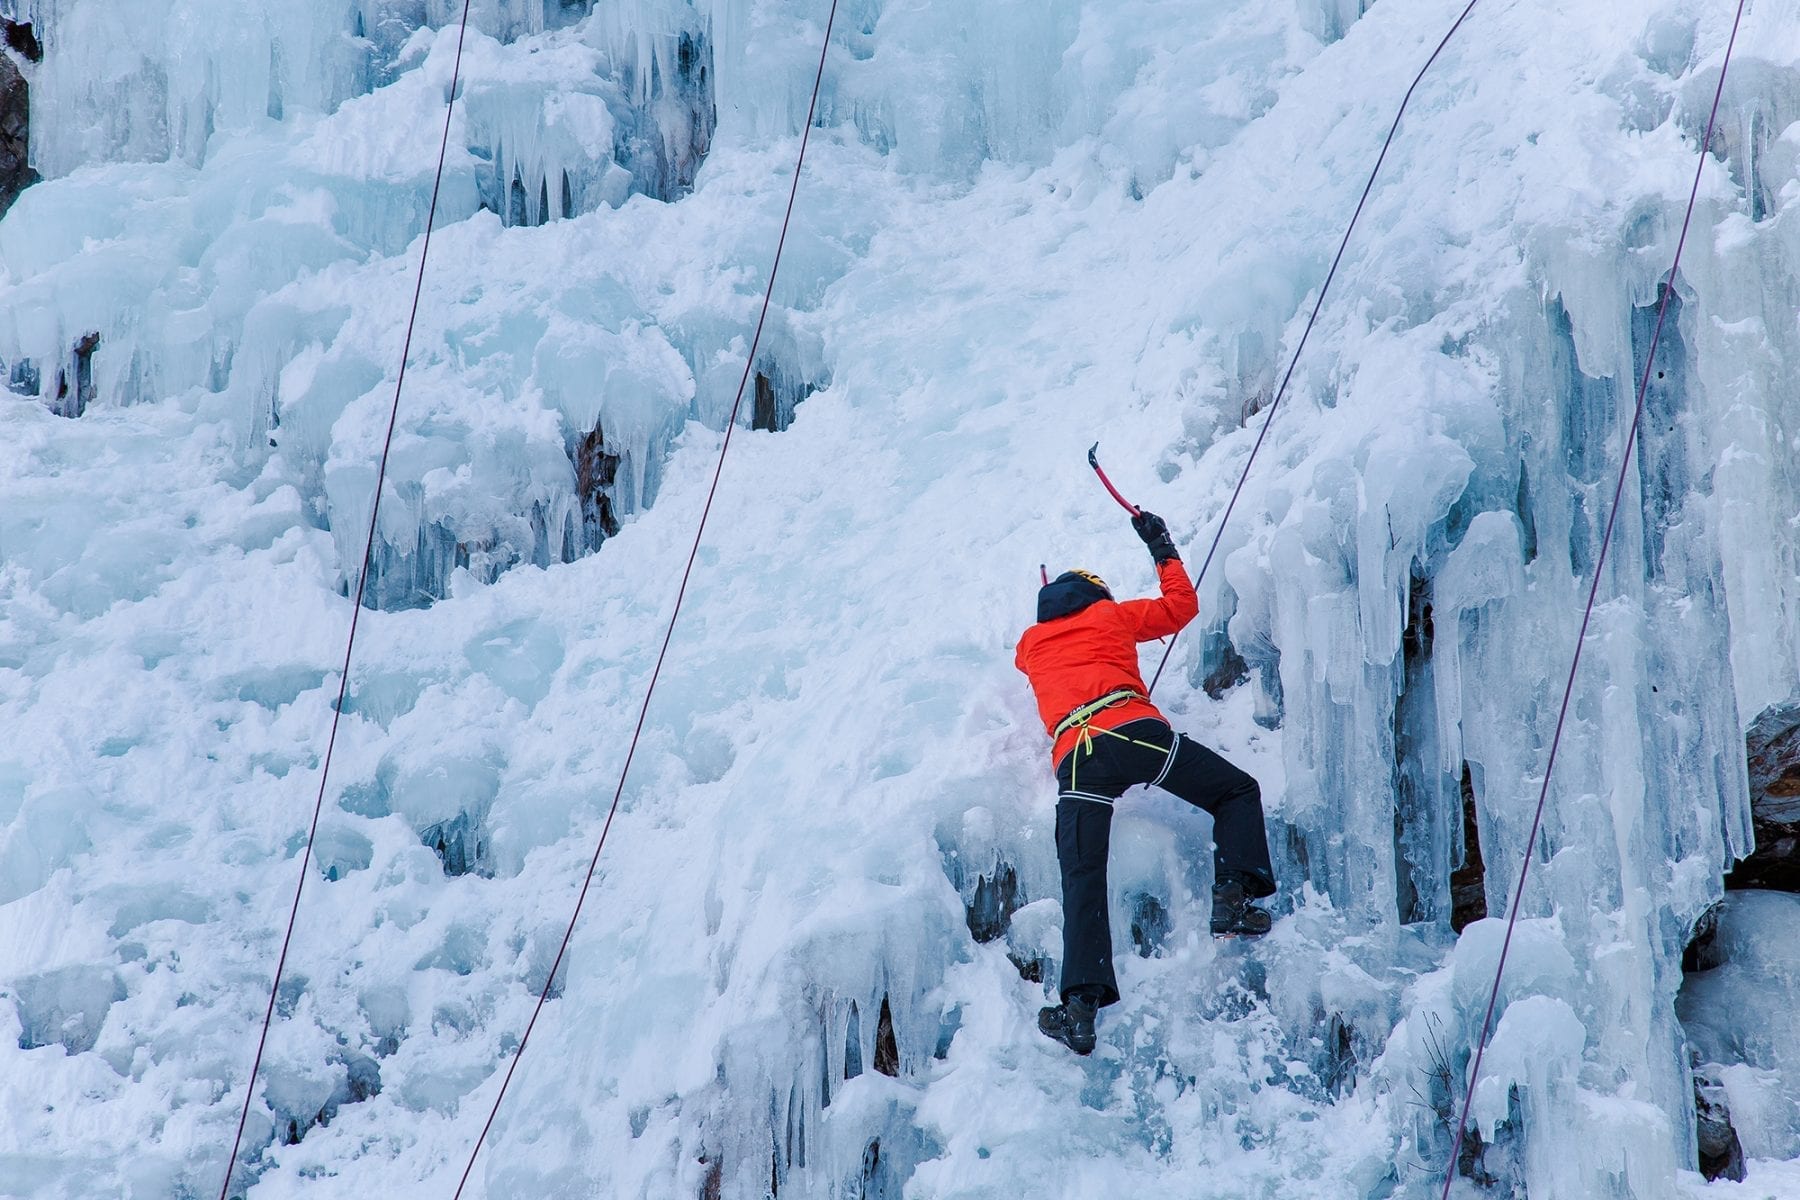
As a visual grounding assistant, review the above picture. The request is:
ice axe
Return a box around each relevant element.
[1087,443,1141,516]
[1088,443,1172,648]
[1036,446,1146,590]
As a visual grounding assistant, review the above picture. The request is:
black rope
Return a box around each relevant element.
[446,3,842,1194]
[1438,3,1747,1193]
[214,4,476,1196]
[1147,0,1483,696]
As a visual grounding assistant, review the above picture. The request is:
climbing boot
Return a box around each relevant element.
[1037,993,1098,1056]
[1211,875,1273,938]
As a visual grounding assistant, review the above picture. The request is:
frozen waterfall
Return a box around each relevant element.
[2,0,1798,1197]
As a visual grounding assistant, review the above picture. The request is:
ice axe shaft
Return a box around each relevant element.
[1087,443,1141,516]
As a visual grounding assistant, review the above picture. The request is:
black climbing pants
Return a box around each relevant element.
[1054,718,1275,1007]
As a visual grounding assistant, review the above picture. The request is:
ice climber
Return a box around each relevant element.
[1016,510,1277,1056]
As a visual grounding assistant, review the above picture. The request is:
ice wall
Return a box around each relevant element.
[0,0,1317,609]
[2,0,1799,1198]
[0,0,772,608]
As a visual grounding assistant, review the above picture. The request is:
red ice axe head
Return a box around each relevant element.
[1087,443,1141,516]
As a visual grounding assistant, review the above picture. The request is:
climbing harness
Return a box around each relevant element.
[1052,686,1144,741]
[1141,0,1485,698]
[215,3,476,1198]
[1438,3,1747,1196]
[1053,688,1175,796]
[448,2,843,1194]
[1063,725,1177,796]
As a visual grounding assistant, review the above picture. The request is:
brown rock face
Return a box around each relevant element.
[1450,763,1488,932]
[1,29,39,218]
[1694,1067,1747,1182]
[1726,700,1800,892]
[4,21,40,62]
[571,424,622,551]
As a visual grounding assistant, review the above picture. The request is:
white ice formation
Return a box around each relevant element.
[2,0,1798,1197]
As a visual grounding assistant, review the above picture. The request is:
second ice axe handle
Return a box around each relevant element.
[1087,443,1141,516]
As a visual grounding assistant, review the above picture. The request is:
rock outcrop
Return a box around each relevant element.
[1728,700,1800,891]
[1,26,40,217]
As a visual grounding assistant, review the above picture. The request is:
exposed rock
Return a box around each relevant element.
[750,363,817,433]
[1726,699,1800,891]
[872,996,899,1078]
[1,34,40,218]
[963,861,1018,944]
[1128,892,1170,957]
[1321,1012,1358,1098]
[1693,1065,1747,1182]
[48,331,101,418]
[1201,632,1250,698]
[1682,900,1724,973]
[571,422,623,553]
[1747,699,1800,798]
[1451,763,1488,932]
[4,20,42,63]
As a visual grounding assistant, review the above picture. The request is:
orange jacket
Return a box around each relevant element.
[1015,559,1199,766]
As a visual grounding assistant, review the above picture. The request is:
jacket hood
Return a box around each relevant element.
[1037,571,1111,622]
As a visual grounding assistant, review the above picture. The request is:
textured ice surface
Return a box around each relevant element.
[2,0,1799,1197]
[1678,891,1800,1164]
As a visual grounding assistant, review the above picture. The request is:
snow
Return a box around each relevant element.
[1679,891,1800,1165]
[1,0,1798,1197]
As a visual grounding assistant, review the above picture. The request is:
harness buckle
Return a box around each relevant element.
[1052,687,1144,741]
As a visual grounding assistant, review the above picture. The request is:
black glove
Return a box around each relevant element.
[1132,509,1180,564]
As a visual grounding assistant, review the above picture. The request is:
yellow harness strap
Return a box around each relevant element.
[1053,688,1168,792]
[1052,688,1144,740]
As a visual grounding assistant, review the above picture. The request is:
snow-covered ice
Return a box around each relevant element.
[2,0,1798,1196]
[1678,890,1800,1166]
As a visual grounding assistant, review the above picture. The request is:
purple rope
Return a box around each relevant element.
[214,3,477,1197]
[1438,3,1747,1194]
[446,3,842,1195]
[1148,0,1484,695]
